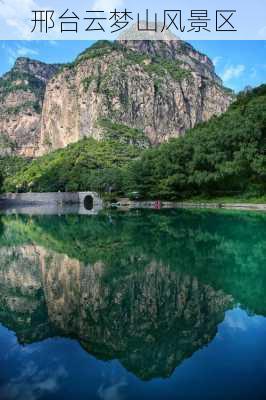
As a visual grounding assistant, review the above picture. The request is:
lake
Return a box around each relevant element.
[0,209,266,400]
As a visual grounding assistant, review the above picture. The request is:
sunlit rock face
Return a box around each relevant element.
[38,40,232,154]
[0,244,232,380]
[0,58,60,157]
[0,40,233,157]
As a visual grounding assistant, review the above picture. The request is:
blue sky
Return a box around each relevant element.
[0,40,266,92]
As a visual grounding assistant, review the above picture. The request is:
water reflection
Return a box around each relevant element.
[0,202,101,215]
[0,210,266,398]
[0,244,233,379]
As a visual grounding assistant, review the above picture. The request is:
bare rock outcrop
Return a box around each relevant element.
[0,41,233,157]
[0,58,60,157]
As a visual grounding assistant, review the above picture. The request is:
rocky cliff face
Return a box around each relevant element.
[119,39,222,84]
[0,58,59,157]
[38,40,233,155]
[0,40,233,157]
[0,243,233,379]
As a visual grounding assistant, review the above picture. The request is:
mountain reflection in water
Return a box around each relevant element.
[0,209,266,400]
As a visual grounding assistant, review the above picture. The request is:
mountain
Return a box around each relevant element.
[2,84,265,199]
[0,58,60,157]
[124,84,266,200]
[0,40,233,157]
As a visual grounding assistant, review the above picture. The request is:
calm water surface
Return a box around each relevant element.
[0,209,266,400]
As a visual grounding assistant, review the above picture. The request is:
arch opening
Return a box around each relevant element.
[84,195,94,211]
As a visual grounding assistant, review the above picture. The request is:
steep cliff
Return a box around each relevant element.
[0,58,59,157]
[0,40,233,157]
[38,40,233,155]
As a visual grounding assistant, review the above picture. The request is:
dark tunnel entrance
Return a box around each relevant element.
[84,195,94,211]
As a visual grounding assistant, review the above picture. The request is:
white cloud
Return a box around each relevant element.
[98,378,127,400]
[221,64,245,83]
[0,362,67,400]
[92,0,124,11]
[250,67,257,80]
[0,0,125,38]
[5,44,39,65]
[225,313,247,331]
[212,56,222,67]
[0,0,39,38]
[16,46,39,57]
[49,40,58,46]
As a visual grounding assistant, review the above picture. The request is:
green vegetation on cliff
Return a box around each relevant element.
[0,132,16,152]
[126,84,266,199]
[2,121,146,193]
[99,118,150,148]
[1,85,266,200]
[0,71,45,106]
[75,40,191,82]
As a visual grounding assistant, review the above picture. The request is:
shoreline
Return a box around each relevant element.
[113,200,266,212]
[2,198,266,213]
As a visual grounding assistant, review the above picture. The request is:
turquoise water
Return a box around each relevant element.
[0,209,266,400]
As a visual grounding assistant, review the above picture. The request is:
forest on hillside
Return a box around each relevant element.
[1,85,266,201]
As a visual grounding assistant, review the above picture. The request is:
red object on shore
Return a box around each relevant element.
[155,200,161,209]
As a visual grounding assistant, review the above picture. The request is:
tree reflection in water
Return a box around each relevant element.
[0,209,266,380]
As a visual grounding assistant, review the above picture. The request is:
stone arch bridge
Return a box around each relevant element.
[0,192,103,215]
